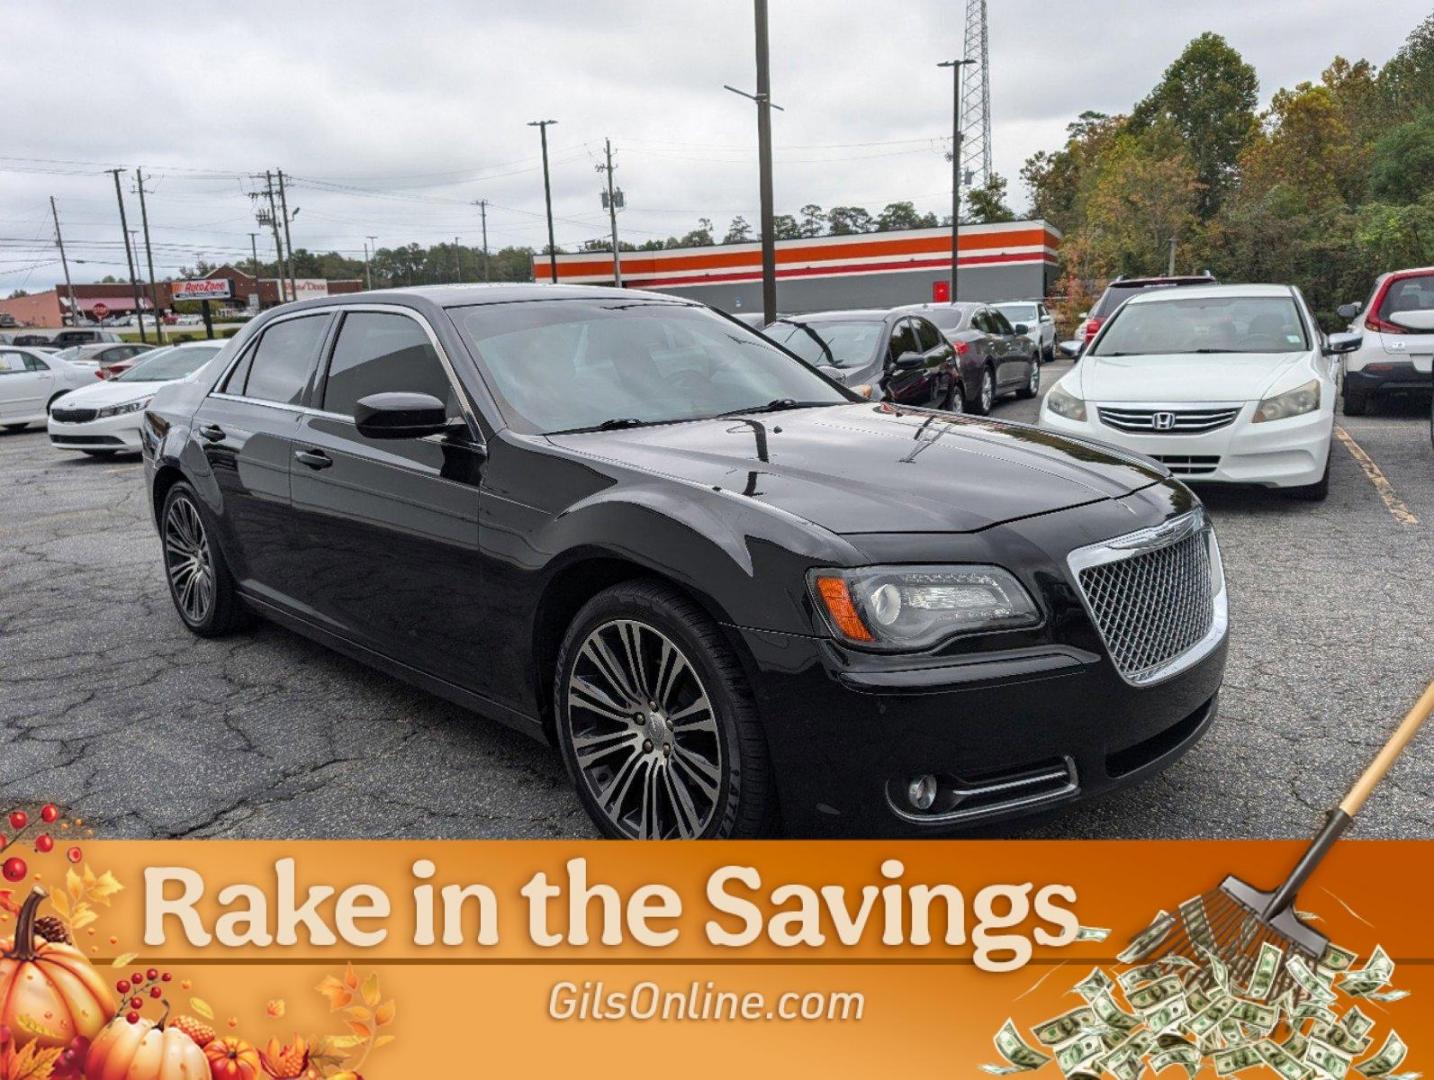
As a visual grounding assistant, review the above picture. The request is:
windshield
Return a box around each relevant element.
[1091,295,1309,356]
[115,344,222,382]
[767,320,882,369]
[52,346,86,363]
[995,303,1038,322]
[450,300,850,434]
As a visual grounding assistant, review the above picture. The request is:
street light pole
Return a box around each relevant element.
[474,202,489,282]
[938,57,974,301]
[528,120,559,283]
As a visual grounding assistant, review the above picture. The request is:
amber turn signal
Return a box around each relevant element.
[814,575,874,642]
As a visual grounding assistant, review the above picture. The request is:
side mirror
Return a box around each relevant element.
[354,392,450,439]
[1388,309,1434,332]
[1336,302,1363,321]
[891,351,925,370]
[1013,322,1030,335]
[1077,311,1089,320]
[1057,340,1083,360]
[1323,332,1363,356]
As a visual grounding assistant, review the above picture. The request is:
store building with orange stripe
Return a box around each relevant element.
[532,219,1060,314]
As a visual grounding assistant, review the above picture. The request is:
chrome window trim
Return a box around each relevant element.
[1066,508,1228,688]
[208,302,484,449]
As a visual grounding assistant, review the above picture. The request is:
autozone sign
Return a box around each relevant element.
[171,279,233,301]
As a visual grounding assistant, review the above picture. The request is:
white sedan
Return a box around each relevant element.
[0,346,96,430]
[47,341,224,456]
[1038,284,1359,501]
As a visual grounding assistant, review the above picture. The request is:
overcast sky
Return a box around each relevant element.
[1,0,1427,293]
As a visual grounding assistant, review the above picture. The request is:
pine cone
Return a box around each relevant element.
[34,915,70,944]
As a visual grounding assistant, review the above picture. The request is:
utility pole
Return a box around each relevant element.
[938,58,975,301]
[133,170,165,343]
[1167,236,1177,276]
[724,1,783,325]
[597,138,624,287]
[474,202,489,282]
[277,169,298,300]
[362,238,373,290]
[454,237,462,283]
[49,197,79,329]
[365,235,378,289]
[528,119,559,283]
[107,169,147,342]
[259,171,288,302]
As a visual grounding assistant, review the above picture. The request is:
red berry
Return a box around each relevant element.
[126,1012,139,1025]
[8,811,26,832]
[161,972,172,982]
[129,997,143,1010]
[131,971,143,984]
[35,834,54,853]
[146,968,159,981]
[116,980,130,994]
[66,846,82,864]
[150,986,162,999]
[41,804,59,823]
[1,857,26,883]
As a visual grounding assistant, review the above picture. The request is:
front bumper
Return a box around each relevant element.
[1040,403,1332,488]
[47,412,145,453]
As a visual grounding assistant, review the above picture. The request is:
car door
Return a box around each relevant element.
[0,350,52,420]
[196,310,333,607]
[286,306,490,690]
[912,317,954,407]
[882,318,926,403]
[986,308,1027,388]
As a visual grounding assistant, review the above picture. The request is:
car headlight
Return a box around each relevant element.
[96,398,151,419]
[1252,379,1320,423]
[1044,384,1087,421]
[809,565,1041,650]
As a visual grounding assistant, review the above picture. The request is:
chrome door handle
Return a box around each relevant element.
[294,448,332,470]
[198,424,225,442]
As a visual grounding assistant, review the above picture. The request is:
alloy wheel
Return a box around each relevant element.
[164,496,215,625]
[981,369,995,412]
[1029,364,1040,394]
[949,382,965,413]
[565,619,723,839]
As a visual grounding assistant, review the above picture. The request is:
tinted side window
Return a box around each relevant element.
[23,353,50,371]
[913,319,942,351]
[888,320,919,362]
[322,312,456,419]
[0,352,25,374]
[989,310,1016,335]
[970,311,990,334]
[241,315,328,404]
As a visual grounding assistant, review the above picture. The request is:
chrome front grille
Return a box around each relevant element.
[50,407,97,423]
[1068,512,1226,686]
[1153,454,1220,476]
[1098,406,1240,434]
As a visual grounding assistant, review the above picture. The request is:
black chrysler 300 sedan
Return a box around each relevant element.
[140,284,1228,839]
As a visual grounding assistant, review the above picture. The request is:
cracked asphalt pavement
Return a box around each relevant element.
[2,363,1431,840]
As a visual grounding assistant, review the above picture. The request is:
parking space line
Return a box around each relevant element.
[1334,425,1420,526]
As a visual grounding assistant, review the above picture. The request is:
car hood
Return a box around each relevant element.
[52,378,165,407]
[548,403,1165,534]
[1077,352,1306,402]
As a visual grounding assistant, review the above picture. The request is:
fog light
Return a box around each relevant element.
[907,774,938,811]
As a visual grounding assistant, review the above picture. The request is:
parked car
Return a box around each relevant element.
[0,313,17,329]
[50,328,123,348]
[1040,284,1357,500]
[895,301,1041,413]
[993,300,1057,362]
[0,346,97,430]
[141,284,1227,839]
[1077,273,1219,350]
[52,342,155,378]
[48,342,224,457]
[1335,267,1434,415]
[765,309,961,410]
[12,334,54,347]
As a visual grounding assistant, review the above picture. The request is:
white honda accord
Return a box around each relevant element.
[1039,284,1360,501]
[47,341,224,456]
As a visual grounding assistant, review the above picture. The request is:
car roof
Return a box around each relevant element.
[334,283,692,309]
[1124,283,1294,304]
[773,309,895,322]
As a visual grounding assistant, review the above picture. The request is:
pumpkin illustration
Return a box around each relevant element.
[85,1012,209,1080]
[204,1036,263,1080]
[0,887,115,1050]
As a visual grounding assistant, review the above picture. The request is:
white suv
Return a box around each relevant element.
[1336,267,1434,415]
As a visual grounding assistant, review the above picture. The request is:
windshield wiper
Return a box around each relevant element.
[788,322,835,366]
[714,398,830,418]
[546,417,654,435]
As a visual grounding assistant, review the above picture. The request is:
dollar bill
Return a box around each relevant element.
[1199,945,1232,993]
[1288,954,1339,1005]
[1246,941,1284,1001]
[1307,1037,1354,1079]
[984,1019,1053,1074]
[1151,1044,1200,1078]
[1128,975,1185,1014]
[1056,1033,1107,1076]
[1340,947,1394,997]
[1319,943,1358,973]
[1120,963,1171,992]
[1362,989,1409,1003]
[1118,911,1176,965]
[1213,1045,1264,1076]
[1034,1007,1099,1047]
[1342,1007,1375,1040]
[1284,1032,1310,1060]
[1355,1032,1407,1078]
[1179,895,1217,952]
[1229,999,1279,1034]
[1262,1040,1313,1080]
[1091,990,1141,1034]
[1146,997,1191,1034]
[1074,967,1114,1002]
[1187,997,1237,1039]
[1076,925,1112,942]
[1312,1021,1373,1056]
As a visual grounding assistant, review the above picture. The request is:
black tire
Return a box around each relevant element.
[1342,386,1369,416]
[3,423,28,432]
[970,365,996,415]
[553,579,778,840]
[81,450,116,458]
[1042,343,1054,364]
[947,380,965,414]
[1017,361,1040,400]
[160,482,249,637]
[1286,456,1330,502]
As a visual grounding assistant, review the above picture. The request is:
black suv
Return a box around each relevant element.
[142,285,1228,839]
[1080,274,1219,350]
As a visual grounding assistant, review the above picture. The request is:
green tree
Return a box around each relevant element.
[1380,12,1434,121]
[1083,133,1201,277]
[723,215,753,243]
[826,206,874,234]
[965,174,1016,223]
[670,218,715,247]
[1021,111,1121,231]
[771,213,801,240]
[798,204,826,238]
[1369,112,1434,204]
[874,201,937,231]
[1129,32,1258,216]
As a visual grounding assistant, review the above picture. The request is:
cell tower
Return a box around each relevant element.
[959,0,992,192]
